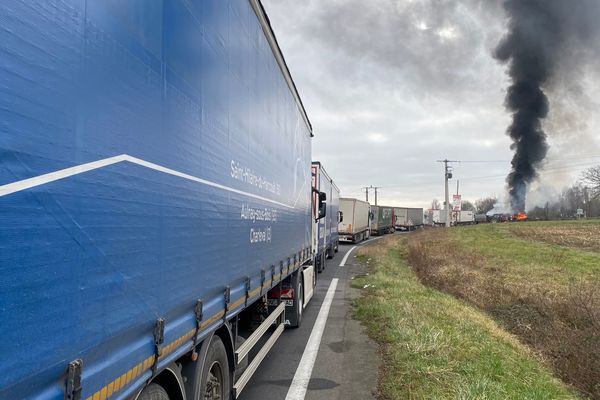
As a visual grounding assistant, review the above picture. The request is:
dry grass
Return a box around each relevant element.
[406,227,600,398]
[353,235,575,399]
[509,222,600,253]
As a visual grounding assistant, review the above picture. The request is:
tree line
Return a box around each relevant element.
[431,165,600,219]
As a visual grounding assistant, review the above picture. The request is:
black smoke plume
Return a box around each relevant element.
[495,0,600,212]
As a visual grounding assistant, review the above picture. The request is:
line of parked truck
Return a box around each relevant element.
[424,209,527,226]
[338,200,425,243]
[1,1,431,399]
[0,1,349,399]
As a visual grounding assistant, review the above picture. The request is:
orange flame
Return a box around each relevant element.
[516,212,527,221]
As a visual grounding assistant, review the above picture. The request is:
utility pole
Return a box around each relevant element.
[362,186,370,202]
[437,159,458,228]
[371,186,381,206]
[444,161,450,227]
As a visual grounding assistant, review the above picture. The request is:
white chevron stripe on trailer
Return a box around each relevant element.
[0,155,128,198]
[0,154,294,209]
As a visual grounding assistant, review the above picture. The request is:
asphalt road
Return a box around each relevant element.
[238,240,380,400]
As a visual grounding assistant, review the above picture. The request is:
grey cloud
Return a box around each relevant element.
[262,0,600,209]
[299,0,504,95]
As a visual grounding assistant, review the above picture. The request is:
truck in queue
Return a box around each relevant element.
[311,162,341,272]
[370,205,394,235]
[454,210,475,225]
[0,1,329,400]
[427,209,475,226]
[339,198,371,243]
[393,207,424,231]
[427,209,445,226]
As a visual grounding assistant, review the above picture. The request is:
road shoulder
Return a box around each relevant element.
[306,247,380,400]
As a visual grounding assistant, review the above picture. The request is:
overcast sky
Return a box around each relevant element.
[262,0,600,209]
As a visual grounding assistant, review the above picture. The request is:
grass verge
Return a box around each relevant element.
[406,223,600,398]
[352,235,575,399]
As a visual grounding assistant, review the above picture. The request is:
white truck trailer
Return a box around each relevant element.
[454,210,475,225]
[339,198,371,243]
[394,207,424,231]
[427,209,474,226]
[427,209,442,226]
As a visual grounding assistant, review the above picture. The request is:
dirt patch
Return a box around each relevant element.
[406,229,600,398]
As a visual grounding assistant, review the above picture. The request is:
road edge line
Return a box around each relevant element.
[284,278,339,400]
[338,246,357,266]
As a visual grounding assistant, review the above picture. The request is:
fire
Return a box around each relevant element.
[516,212,527,221]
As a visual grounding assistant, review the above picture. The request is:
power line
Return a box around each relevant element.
[386,160,600,188]
[442,155,600,164]
[459,161,600,182]
[362,185,382,205]
[453,160,509,163]
[376,160,600,191]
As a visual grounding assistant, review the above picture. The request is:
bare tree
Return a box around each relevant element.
[475,196,497,214]
[461,200,475,211]
[582,165,600,199]
[431,199,441,210]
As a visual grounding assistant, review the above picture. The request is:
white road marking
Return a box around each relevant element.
[338,246,357,267]
[362,235,385,244]
[338,235,386,267]
[0,154,294,208]
[285,278,339,400]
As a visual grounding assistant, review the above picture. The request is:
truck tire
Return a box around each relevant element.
[287,271,304,328]
[199,336,231,400]
[138,383,169,400]
[316,252,325,273]
[326,244,333,259]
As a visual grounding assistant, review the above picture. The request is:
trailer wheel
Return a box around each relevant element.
[138,383,169,400]
[288,271,304,328]
[326,244,334,259]
[316,252,325,273]
[200,336,230,400]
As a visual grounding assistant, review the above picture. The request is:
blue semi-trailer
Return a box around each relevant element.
[311,162,341,272]
[0,1,326,399]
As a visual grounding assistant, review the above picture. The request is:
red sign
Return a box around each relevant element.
[452,194,461,211]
